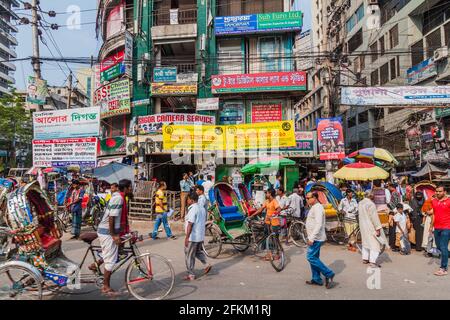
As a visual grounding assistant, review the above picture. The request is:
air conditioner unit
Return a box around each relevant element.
[434,47,449,61]
[368,0,378,5]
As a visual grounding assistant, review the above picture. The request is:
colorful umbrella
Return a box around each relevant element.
[333,162,389,181]
[241,156,296,174]
[348,147,398,165]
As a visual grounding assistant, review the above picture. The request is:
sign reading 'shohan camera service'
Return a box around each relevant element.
[33,107,100,140]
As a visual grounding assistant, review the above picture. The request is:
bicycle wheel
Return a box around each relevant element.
[202,223,222,258]
[231,234,251,252]
[354,228,363,253]
[267,234,285,272]
[90,206,102,231]
[289,221,308,247]
[125,253,175,300]
[0,263,43,300]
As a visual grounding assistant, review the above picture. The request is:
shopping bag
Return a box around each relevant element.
[400,234,411,254]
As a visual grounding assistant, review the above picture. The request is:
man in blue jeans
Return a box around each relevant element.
[305,191,336,288]
[151,181,177,240]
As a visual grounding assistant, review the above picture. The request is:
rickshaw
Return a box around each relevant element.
[0,181,175,300]
[204,183,286,272]
[414,180,436,200]
[237,183,257,217]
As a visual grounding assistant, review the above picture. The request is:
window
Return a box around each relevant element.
[243,0,283,15]
[370,42,378,62]
[347,28,363,53]
[358,111,369,124]
[217,39,243,74]
[346,16,356,33]
[346,4,364,33]
[360,55,365,71]
[445,22,450,47]
[256,37,282,72]
[390,58,396,80]
[411,40,424,66]
[356,4,364,21]
[389,25,399,48]
[371,69,379,85]
[423,0,450,34]
[348,116,356,128]
[379,36,385,56]
[380,62,389,84]
[396,56,401,76]
[426,28,442,58]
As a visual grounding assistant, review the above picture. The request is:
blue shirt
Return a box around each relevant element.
[71,188,85,212]
[197,180,205,186]
[274,180,281,190]
[180,179,193,192]
[185,203,206,242]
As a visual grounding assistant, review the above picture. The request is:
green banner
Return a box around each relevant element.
[257,11,303,30]
[435,108,450,118]
[101,63,125,83]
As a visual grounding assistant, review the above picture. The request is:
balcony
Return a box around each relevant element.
[0,1,19,19]
[151,8,197,42]
[1,61,16,71]
[98,31,125,61]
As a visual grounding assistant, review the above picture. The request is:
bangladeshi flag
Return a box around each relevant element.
[100,136,126,155]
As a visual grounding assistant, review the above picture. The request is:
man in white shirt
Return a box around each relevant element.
[338,192,359,250]
[184,192,212,281]
[202,175,214,201]
[276,187,291,241]
[288,188,303,218]
[305,191,335,289]
[195,185,209,213]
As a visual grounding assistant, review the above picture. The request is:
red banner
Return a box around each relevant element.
[100,50,125,72]
[317,117,345,161]
[211,71,307,93]
[251,103,282,123]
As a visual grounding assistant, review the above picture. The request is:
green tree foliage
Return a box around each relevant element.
[0,88,33,169]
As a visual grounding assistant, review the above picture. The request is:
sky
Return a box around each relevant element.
[14,0,311,90]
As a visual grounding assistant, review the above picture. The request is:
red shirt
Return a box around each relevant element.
[432,197,450,230]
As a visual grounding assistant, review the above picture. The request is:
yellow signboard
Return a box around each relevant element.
[151,83,198,96]
[162,121,296,151]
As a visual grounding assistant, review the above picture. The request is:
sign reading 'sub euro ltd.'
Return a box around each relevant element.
[215,11,303,35]
[33,107,100,140]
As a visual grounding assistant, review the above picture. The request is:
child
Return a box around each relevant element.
[393,203,411,255]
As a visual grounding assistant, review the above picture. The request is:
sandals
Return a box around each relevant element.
[362,260,369,264]
[434,269,448,276]
[203,265,212,275]
[183,274,196,281]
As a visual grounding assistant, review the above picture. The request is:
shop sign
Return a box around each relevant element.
[280,131,316,158]
[407,58,437,85]
[197,98,220,111]
[126,135,164,155]
[94,79,131,119]
[219,103,245,124]
[150,83,197,96]
[251,103,282,123]
[99,136,127,156]
[124,31,133,77]
[32,138,97,168]
[26,76,48,105]
[33,107,100,139]
[162,120,296,151]
[435,107,450,118]
[0,150,7,157]
[317,118,345,161]
[341,86,450,106]
[215,11,303,35]
[211,71,306,93]
[153,67,177,82]
[100,50,124,72]
[177,73,198,83]
[101,63,126,83]
[138,113,216,134]
[131,98,150,107]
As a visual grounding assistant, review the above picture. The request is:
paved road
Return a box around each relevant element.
[43,226,450,300]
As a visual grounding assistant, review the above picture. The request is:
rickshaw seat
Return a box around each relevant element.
[79,232,98,244]
[219,206,239,214]
[219,206,245,222]
[36,226,61,252]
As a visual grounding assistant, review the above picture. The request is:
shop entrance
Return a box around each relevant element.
[148,155,197,191]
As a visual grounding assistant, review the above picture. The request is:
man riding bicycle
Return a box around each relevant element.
[338,191,359,251]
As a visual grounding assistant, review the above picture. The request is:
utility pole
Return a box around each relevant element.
[67,72,73,109]
[31,0,41,79]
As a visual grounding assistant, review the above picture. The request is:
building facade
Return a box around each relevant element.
[0,0,19,95]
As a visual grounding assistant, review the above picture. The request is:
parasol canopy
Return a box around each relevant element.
[334,162,389,181]
[411,162,447,178]
[348,147,399,165]
[241,156,296,174]
[92,162,134,184]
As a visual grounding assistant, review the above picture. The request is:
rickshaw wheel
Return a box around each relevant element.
[203,223,222,258]
[232,234,251,252]
[0,264,43,300]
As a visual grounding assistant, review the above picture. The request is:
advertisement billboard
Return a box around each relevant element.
[138,113,216,134]
[341,86,450,106]
[317,118,345,160]
[215,11,303,35]
[26,76,48,105]
[94,79,131,119]
[251,103,282,123]
[280,131,316,157]
[32,138,97,168]
[407,58,437,85]
[33,107,100,139]
[153,67,177,82]
[211,71,306,93]
[196,98,220,111]
[150,83,197,96]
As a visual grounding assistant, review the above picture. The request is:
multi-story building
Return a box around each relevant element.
[21,86,90,111]
[0,0,19,95]
[75,67,96,106]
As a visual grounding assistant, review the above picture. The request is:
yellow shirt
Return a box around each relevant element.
[155,189,168,213]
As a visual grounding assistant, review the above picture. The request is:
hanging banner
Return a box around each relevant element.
[211,71,306,93]
[251,103,282,123]
[317,118,345,160]
[150,83,197,96]
[33,107,100,139]
[106,4,124,39]
[407,58,437,85]
[162,121,296,151]
[138,113,216,134]
[341,86,450,106]
[124,31,133,77]
[94,79,131,119]
[280,131,317,158]
[32,138,97,168]
[215,11,303,35]
[26,76,48,105]
[197,98,219,111]
[99,136,127,156]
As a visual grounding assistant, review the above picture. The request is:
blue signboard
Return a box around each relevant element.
[407,58,437,85]
[153,67,177,82]
[215,15,258,35]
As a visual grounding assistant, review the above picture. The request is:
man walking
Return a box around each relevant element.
[202,175,214,201]
[195,185,208,213]
[184,192,212,281]
[338,191,358,250]
[387,182,401,250]
[305,191,335,288]
[180,173,194,221]
[151,181,176,240]
[68,180,85,240]
[288,188,303,219]
[428,185,450,276]
[358,191,387,268]
[410,191,425,252]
